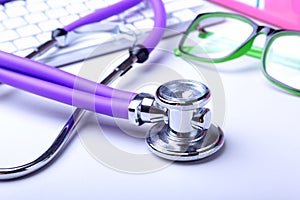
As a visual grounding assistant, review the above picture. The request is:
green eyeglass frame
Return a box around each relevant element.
[175,12,300,96]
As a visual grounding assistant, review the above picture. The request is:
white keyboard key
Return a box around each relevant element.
[125,13,144,24]
[38,20,62,32]
[66,3,88,14]
[27,0,45,3]
[4,0,26,8]
[24,12,48,24]
[162,0,175,3]
[17,25,41,37]
[102,15,119,23]
[0,5,4,10]
[5,6,28,17]
[133,19,154,30]
[105,0,121,5]
[79,10,93,18]
[141,9,154,18]
[0,30,19,43]
[47,0,70,8]
[36,31,51,43]
[0,42,17,53]
[14,36,40,50]
[59,15,79,26]
[85,0,107,10]
[123,4,144,15]
[3,17,27,29]
[172,9,196,22]
[166,17,180,27]
[65,0,86,3]
[0,11,7,20]
[14,48,35,57]
[71,0,87,3]
[165,0,203,13]
[0,23,3,31]
[27,2,48,12]
[45,8,68,19]
[124,23,141,35]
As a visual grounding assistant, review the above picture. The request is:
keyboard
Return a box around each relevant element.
[0,0,209,67]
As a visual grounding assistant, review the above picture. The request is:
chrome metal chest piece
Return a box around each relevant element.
[128,79,224,161]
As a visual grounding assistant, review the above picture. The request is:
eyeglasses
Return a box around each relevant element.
[174,12,300,96]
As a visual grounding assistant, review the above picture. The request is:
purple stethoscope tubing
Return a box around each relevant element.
[65,0,166,54]
[0,0,166,119]
[0,0,10,4]
[64,0,143,32]
[0,67,132,118]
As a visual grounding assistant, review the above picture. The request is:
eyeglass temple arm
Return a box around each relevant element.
[175,44,300,70]
[245,45,262,59]
[175,30,263,59]
[176,30,300,70]
[174,44,262,59]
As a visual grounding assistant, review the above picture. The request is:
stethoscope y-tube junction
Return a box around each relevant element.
[0,44,150,180]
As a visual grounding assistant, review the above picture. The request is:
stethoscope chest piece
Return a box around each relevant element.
[145,80,224,161]
[146,122,224,161]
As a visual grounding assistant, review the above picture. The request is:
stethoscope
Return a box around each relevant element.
[0,0,224,180]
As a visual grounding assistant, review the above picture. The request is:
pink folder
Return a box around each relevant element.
[209,0,300,31]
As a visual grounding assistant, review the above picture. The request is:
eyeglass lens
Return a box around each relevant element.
[264,34,300,90]
[182,15,254,59]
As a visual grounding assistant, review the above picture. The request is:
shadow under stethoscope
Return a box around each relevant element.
[0,84,72,121]
[79,112,225,171]
[0,85,16,99]
[174,142,226,165]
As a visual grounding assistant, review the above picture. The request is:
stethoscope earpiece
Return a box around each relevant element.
[129,79,224,161]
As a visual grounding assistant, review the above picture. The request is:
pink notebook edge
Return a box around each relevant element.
[209,0,300,31]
